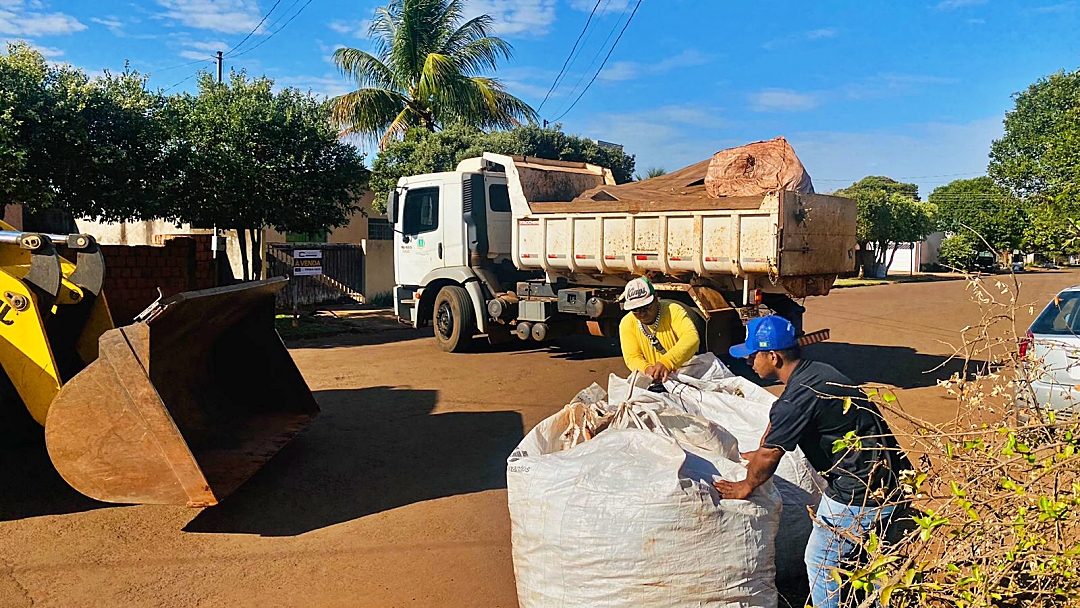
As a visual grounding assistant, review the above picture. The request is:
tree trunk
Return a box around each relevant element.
[249,228,263,280]
[886,241,901,272]
[237,229,250,281]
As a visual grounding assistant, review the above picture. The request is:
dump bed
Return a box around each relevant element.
[485,153,857,291]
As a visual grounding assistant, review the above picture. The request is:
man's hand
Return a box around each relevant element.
[643,362,671,381]
[714,479,753,500]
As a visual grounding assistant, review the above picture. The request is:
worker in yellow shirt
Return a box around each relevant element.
[618,277,700,383]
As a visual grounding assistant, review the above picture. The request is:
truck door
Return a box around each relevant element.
[394,183,444,288]
[487,180,512,260]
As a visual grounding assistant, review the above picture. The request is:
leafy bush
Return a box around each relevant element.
[939,233,979,271]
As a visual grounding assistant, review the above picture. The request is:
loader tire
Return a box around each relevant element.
[433,285,476,353]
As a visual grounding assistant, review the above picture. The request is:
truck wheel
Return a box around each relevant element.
[661,299,708,355]
[433,285,476,353]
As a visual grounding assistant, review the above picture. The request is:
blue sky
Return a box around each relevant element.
[4,0,1080,196]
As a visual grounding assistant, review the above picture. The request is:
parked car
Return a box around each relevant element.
[1019,286,1080,413]
[1012,262,1025,273]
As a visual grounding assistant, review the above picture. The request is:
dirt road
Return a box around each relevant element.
[1,270,1076,607]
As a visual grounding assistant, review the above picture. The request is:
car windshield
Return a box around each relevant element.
[1031,291,1080,336]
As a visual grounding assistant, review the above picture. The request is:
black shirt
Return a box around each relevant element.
[763,359,909,506]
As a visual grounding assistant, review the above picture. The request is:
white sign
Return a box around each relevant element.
[295,249,323,260]
[293,266,323,276]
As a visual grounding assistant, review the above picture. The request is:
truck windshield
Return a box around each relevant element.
[403,187,439,235]
[1032,291,1080,336]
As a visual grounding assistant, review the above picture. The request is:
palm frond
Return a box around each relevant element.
[329,87,408,140]
[440,14,496,56]
[333,47,402,92]
[369,6,399,61]
[449,36,513,76]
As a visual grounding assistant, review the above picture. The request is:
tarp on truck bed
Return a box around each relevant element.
[705,137,814,197]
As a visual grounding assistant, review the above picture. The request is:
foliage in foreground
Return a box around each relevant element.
[832,274,1080,608]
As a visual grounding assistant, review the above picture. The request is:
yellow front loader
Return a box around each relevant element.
[0,222,318,507]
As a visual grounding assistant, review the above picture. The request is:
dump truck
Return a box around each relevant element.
[391,153,857,353]
[0,221,317,507]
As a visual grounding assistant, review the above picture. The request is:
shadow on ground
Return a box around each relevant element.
[284,326,432,349]
[183,386,523,536]
[0,430,108,522]
[805,342,987,389]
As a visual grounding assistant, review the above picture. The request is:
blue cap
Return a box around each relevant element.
[729,315,797,358]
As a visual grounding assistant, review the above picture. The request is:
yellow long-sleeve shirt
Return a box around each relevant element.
[619,301,700,374]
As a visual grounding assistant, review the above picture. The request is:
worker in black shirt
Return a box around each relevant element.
[714,315,909,608]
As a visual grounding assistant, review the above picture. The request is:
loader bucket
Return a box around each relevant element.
[43,278,319,507]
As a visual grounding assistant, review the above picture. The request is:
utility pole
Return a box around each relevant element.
[212,51,223,277]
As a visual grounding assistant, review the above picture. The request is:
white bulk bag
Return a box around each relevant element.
[661,355,827,583]
[507,398,781,608]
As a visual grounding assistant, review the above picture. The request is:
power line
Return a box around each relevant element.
[153,56,218,75]
[537,0,603,113]
[552,0,643,122]
[227,0,315,59]
[162,62,213,93]
[226,0,285,56]
[550,1,630,119]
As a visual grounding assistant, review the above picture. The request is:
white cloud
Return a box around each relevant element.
[570,0,631,14]
[465,0,557,37]
[1032,2,1077,13]
[749,88,820,112]
[790,118,1003,195]
[154,0,261,34]
[934,0,987,9]
[597,49,714,82]
[0,1,85,37]
[805,27,839,40]
[91,16,123,32]
[328,19,372,38]
[185,39,228,52]
[579,105,731,172]
[2,36,62,56]
[763,27,839,50]
[967,17,986,23]
[578,105,1002,199]
[841,73,955,101]
[273,74,353,99]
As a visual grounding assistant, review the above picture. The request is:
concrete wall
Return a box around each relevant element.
[362,239,395,297]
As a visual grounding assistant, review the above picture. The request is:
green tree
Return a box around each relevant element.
[0,43,176,225]
[329,0,536,147]
[836,175,920,201]
[1023,200,1080,262]
[368,123,636,213]
[989,69,1080,202]
[166,72,369,279]
[929,177,1026,255]
[634,167,666,181]
[938,232,979,270]
[835,177,935,276]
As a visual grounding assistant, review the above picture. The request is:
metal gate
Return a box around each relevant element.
[266,243,365,309]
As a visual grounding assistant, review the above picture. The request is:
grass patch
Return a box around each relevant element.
[275,314,353,340]
[834,274,957,288]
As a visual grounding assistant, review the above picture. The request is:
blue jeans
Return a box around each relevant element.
[804,494,896,608]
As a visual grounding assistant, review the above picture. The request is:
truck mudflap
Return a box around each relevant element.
[44,278,319,507]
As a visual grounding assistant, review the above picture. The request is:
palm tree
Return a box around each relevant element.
[329,0,537,148]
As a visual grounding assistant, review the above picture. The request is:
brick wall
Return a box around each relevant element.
[99,234,219,325]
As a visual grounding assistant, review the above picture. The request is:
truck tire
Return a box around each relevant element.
[661,299,708,355]
[433,285,476,353]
